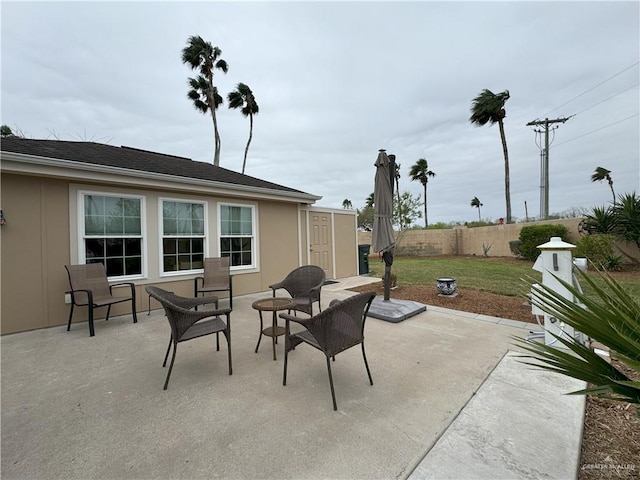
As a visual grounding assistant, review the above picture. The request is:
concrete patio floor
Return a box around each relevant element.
[1,277,585,479]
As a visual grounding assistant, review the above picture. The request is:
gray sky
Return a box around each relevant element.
[2,1,639,225]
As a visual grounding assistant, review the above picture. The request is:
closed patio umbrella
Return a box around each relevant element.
[372,149,395,301]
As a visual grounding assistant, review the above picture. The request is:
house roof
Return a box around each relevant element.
[0,137,320,202]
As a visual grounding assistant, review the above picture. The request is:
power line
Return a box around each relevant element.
[573,82,640,117]
[543,61,640,117]
[552,113,639,148]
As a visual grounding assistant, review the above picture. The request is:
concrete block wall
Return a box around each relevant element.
[358,218,584,257]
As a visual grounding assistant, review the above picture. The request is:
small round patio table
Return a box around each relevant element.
[252,297,295,361]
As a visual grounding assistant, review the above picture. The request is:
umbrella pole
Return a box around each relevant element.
[382,250,394,301]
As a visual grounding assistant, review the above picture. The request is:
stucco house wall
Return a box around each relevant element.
[1,139,357,334]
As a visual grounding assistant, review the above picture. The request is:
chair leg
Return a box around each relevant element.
[88,305,95,337]
[326,357,338,411]
[131,291,138,324]
[225,315,232,375]
[216,332,220,351]
[67,304,75,331]
[163,336,172,367]
[283,340,289,386]
[105,305,112,322]
[361,343,373,385]
[164,342,177,390]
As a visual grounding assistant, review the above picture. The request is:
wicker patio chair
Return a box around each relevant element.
[146,286,232,390]
[65,263,138,337]
[194,257,233,309]
[269,265,325,316]
[280,291,376,410]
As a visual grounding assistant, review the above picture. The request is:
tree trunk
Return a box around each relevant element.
[206,81,221,167]
[212,108,221,167]
[423,183,428,227]
[477,207,481,222]
[498,118,512,223]
[242,114,253,175]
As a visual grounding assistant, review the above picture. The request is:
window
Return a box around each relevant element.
[162,200,206,273]
[82,193,143,277]
[219,204,255,268]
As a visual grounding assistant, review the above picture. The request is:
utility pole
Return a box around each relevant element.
[526,117,572,219]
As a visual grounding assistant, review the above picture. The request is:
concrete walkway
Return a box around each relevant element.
[1,276,585,479]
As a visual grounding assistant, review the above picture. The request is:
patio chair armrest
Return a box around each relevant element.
[279,312,311,327]
[68,288,94,306]
[268,282,285,295]
[109,282,135,294]
[309,285,322,300]
[179,295,220,310]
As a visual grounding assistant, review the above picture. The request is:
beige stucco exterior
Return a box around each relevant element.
[1,161,358,335]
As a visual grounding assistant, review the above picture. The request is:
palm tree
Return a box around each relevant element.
[181,35,228,167]
[227,83,259,174]
[365,192,375,208]
[470,196,483,222]
[469,89,512,223]
[409,158,436,227]
[591,167,615,205]
[342,199,353,209]
[394,162,402,204]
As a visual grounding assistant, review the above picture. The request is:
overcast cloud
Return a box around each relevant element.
[2,1,638,224]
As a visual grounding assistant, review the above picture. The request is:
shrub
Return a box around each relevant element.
[574,234,616,269]
[509,240,522,257]
[518,224,570,261]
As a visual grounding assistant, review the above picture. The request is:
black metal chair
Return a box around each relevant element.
[280,291,376,410]
[146,286,232,390]
[65,263,137,337]
[269,265,325,316]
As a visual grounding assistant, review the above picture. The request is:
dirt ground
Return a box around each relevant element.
[350,276,640,479]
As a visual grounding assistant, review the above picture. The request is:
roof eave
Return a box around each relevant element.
[1,151,322,204]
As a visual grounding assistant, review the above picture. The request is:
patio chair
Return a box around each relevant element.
[194,257,233,309]
[146,286,232,390]
[269,265,325,316]
[280,291,376,410]
[65,263,138,337]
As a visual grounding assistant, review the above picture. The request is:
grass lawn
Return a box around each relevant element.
[366,255,640,302]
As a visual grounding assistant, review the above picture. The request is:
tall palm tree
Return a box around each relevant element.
[394,162,402,203]
[342,199,353,209]
[181,35,228,167]
[409,158,436,227]
[591,166,615,205]
[470,196,483,222]
[227,83,259,174]
[469,89,512,223]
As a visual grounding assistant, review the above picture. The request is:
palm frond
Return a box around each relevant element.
[469,89,509,126]
[515,266,640,406]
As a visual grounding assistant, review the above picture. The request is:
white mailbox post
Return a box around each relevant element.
[531,236,584,347]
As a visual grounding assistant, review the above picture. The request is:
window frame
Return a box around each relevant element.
[159,197,208,277]
[78,190,146,281]
[218,202,257,271]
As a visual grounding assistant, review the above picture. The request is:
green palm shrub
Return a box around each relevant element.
[515,267,640,411]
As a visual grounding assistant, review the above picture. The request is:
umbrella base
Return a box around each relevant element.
[367,296,426,323]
